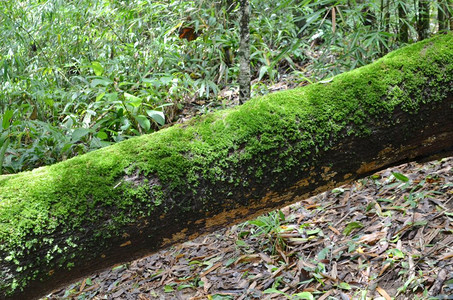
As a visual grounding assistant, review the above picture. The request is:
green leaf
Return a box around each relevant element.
[97,131,108,140]
[106,92,118,101]
[111,264,126,271]
[306,228,321,235]
[2,110,13,130]
[387,248,405,259]
[44,98,54,107]
[135,115,151,131]
[392,172,409,182]
[91,61,104,76]
[248,220,266,227]
[61,143,72,153]
[120,118,131,131]
[177,284,193,290]
[96,92,106,102]
[208,16,216,26]
[377,198,393,203]
[72,128,91,142]
[263,288,286,295]
[332,187,345,194]
[188,260,202,265]
[160,76,173,85]
[146,110,165,126]
[258,65,269,81]
[338,282,351,290]
[343,221,363,236]
[163,285,174,292]
[0,138,10,175]
[4,255,13,262]
[124,93,142,107]
[292,292,314,300]
[211,295,234,300]
[413,220,428,226]
[317,246,330,260]
[224,257,236,267]
[91,78,112,88]
[235,240,247,247]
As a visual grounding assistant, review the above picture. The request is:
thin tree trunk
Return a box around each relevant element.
[448,0,453,30]
[418,0,430,40]
[238,0,251,103]
[398,1,409,42]
[382,0,391,53]
[380,0,384,29]
[438,0,447,31]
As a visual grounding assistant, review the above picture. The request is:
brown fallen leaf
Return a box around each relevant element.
[439,252,453,260]
[200,262,223,277]
[201,276,211,293]
[329,225,341,235]
[79,278,87,292]
[318,290,334,300]
[378,263,391,277]
[359,231,386,245]
[235,254,261,265]
[120,240,131,247]
[376,285,392,300]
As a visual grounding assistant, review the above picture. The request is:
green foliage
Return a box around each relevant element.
[247,210,288,254]
[264,287,314,300]
[343,221,364,236]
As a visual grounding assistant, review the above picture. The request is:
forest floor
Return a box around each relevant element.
[44,155,453,299]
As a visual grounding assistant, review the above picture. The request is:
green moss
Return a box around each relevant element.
[0,33,452,296]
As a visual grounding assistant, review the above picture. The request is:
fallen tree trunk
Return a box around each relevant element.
[1,34,452,299]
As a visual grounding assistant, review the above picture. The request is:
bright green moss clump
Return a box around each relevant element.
[0,33,452,296]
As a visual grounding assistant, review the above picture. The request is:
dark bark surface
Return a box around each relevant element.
[418,0,430,40]
[398,2,409,43]
[0,34,452,300]
[238,0,251,103]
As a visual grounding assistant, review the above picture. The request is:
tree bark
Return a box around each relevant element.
[438,0,447,31]
[1,34,452,300]
[380,0,391,53]
[418,0,430,40]
[238,0,251,103]
[450,0,453,29]
[398,2,409,43]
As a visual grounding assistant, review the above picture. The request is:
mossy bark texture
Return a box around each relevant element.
[1,34,452,299]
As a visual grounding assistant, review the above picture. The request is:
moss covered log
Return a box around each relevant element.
[1,34,453,299]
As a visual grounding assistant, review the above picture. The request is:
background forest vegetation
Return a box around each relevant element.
[0,0,451,174]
